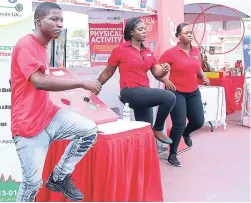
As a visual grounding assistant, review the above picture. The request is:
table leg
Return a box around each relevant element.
[209,121,214,132]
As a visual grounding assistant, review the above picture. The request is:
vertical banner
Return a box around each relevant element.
[0,0,32,201]
[157,0,184,53]
[89,23,123,67]
[140,15,159,57]
[243,18,251,70]
[124,15,158,57]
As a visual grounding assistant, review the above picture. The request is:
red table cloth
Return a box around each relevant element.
[36,124,163,202]
[198,76,245,114]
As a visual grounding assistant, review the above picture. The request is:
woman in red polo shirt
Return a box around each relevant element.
[159,23,210,167]
[97,18,176,144]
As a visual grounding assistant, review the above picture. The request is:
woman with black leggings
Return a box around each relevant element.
[159,23,210,167]
[97,18,176,144]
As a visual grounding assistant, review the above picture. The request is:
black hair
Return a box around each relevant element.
[175,23,189,37]
[124,18,142,41]
[34,2,62,25]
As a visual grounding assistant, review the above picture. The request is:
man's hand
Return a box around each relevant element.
[165,79,176,91]
[202,77,210,86]
[82,80,102,94]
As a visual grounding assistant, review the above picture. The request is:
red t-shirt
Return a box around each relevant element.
[159,43,201,93]
[108,41,157,89]
[11,34,59,138]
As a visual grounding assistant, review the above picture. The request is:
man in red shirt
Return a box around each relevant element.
[11,2,101,201]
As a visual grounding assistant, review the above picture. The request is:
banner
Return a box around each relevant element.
[123,15,158,57]
[89,23,123,67]
[36,0,156,14]
[0,0,32,201]
[243,18,251,70]
[101,0,123,9]
[140,15,159,58]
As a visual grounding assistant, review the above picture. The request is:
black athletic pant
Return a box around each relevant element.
[120,87,176,131]
[169,88,205,155]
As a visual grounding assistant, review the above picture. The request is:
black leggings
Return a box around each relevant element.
[120,87,176,131]
[169,88,205,155]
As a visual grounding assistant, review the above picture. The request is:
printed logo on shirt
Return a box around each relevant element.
[193,56,199,59]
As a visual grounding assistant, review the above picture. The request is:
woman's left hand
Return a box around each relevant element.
[202,76,210,85]
[160,63,171,74]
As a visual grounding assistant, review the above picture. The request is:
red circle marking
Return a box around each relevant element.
[192,4,245,55]
[61,98,70,106]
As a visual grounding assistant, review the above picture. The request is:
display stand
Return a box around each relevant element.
[240,67,251,127]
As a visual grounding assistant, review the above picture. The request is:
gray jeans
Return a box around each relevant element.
[14,109,98,202]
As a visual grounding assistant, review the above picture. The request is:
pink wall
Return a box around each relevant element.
[157,0,184,54]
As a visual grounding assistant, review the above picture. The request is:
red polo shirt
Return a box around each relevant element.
[108,41,157,89]
[159,43,201,93]
[11,34,59,138]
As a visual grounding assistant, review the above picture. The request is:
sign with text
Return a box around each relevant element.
[124,15,159,57]
[101,0,123,9]
[140,15,159,58]
[89,23,123,66]
[36,0,156,14]
[0,1,32,201]
[0,0,32,25]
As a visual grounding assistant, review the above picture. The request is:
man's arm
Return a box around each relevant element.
[17,45,101,92]
[30,70,83,91]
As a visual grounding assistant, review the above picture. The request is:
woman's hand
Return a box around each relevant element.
[165,79,176,91]
[202,77,210,86]
[160,63,171,74]
[151,63,170,78]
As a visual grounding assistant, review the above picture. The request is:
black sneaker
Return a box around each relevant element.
[46,173,84,201]
[167,155,181,167]
[183,136,192,147]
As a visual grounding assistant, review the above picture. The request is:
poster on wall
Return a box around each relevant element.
[140,15,159,58]
[124,15,159,58]
[145,0,156,13]
[243,18,251,70]
[101,0,123,10]
[89,23,123,67]
[126,0,144,12]
[71,0,101,7]
[0,0,33,201]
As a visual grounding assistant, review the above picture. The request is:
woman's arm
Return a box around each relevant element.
[98,47,120,85]
[205,62,213,72]
[150,63,170,79]
[198,68,210,85]
[151,49,173,79]
[97,65,117,85]
[197,68,206,79]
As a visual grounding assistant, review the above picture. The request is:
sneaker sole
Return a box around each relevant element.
[166,160,181,167]
[46,181,83,201]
